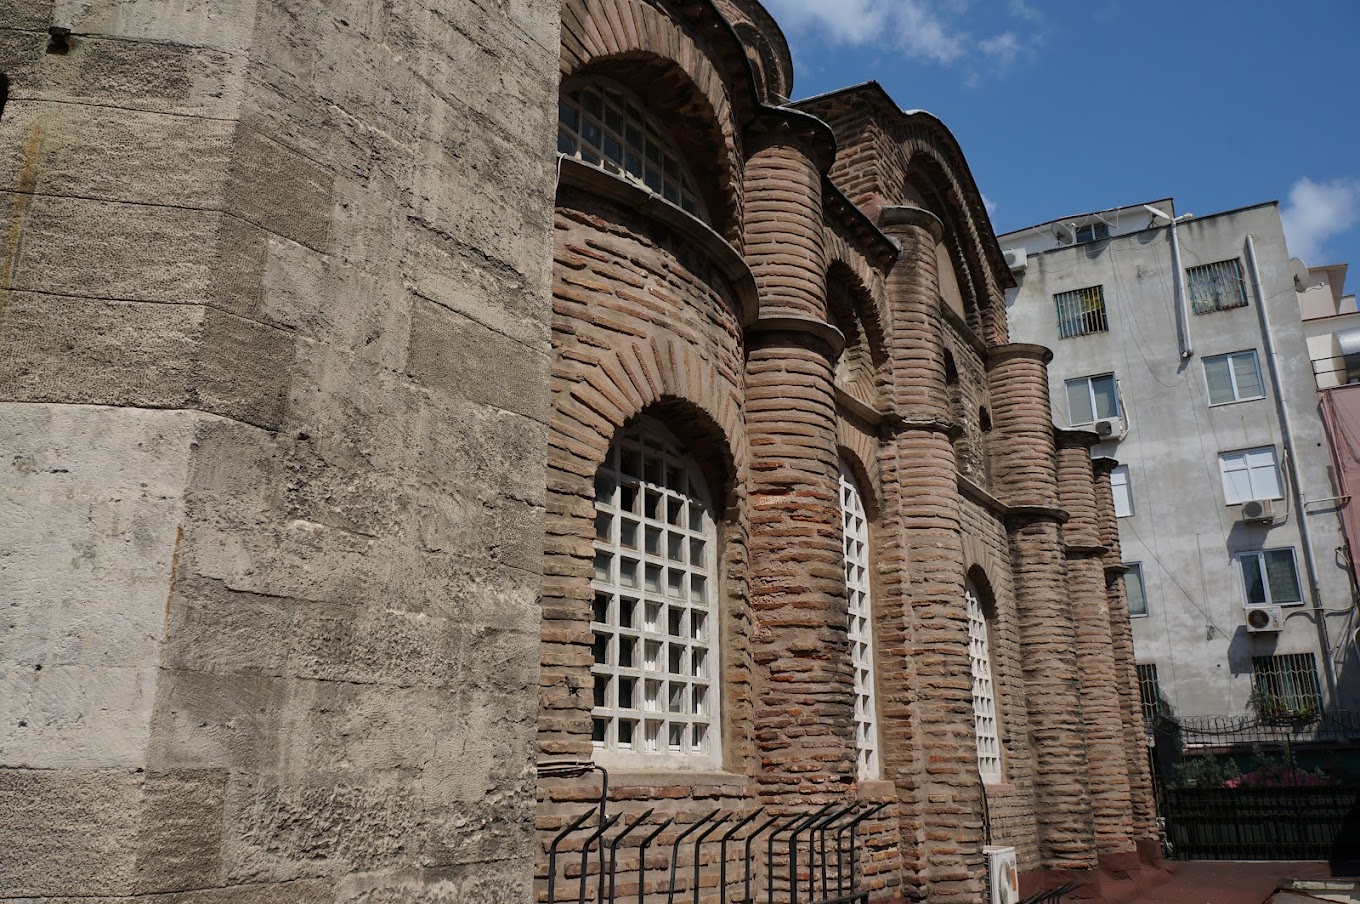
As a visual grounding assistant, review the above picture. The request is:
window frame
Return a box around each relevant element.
[1218,446,1283,504]
[1187,258,1249,315]
[589,418,723,770]
[839,463,880,780]
[1065,372,1121,426]
[1251,653,1322,714]
[1053,285,1109,340]
[1237,547,1304,608]
[966,582,1003,784]
[1203,349,1265,407]
[1124,562,1148,617]
[1111,464,1134,518]
[1075,221,1109,243]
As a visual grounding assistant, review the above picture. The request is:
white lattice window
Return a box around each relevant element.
[840,464,879,780]
[558,80,709,220]
[966,584,1002,782]
[591,419,719,769]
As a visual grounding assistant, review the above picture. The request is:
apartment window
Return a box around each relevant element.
[1188,259,1249,314]
[1076,222,1109,243]
[966,582,1002,782]
[1219,447,1282,504]
[840,464,879,780]
[1054,285,1109,339]
[1204,350,1264,405]
[1239,548,1303,607]
[1125,563,1148,617]
[1111,465,1134,518]
[1066,373,1120,426]
[1251,653,1321,714]
[558,80,707,219]
[591,419,718,766]
[1136,663,1163,724]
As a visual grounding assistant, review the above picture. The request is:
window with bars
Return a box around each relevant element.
[1204,350,1264,406]
[966,583,1002,782]
[1125,562,1148,617]
[1238,548,1304,607]
[1136,663,1163,724]
[1188,259,1249,314]
[1219,446,1282,504]
[839,464,879,780]
[558,80,708,220]
[1054,285,1109,339]
[590,419,719,768]
[1251,653,1322,713]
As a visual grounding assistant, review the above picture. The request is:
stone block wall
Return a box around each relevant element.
[0,0,558,900]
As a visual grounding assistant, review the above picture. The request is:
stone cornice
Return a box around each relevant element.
[877,205,945,243]
[988,342,1054,368]
[557,156,759,326]
[1091,456,1122,475]
[746,315,846,360]
[745,107,838,173]
[1004,504,1070,528]
[939,301,988,360]
[824,178,900,268]
[879,413,963,440]
[1104,562,1131,576]
[958,475,1008,517]
[834,386,885,426]
[1064,543,1111,559]
[1055,427,1103,449]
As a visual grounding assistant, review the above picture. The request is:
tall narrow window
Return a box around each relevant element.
[591,419,719,768]
[840,464,879,779]
[1188,259,1249,314]
[1204,350,1264,405]
[1111,465,1134,518]
[1136,663,1163,724]
[1054,285,1109,339]
[1125,563,1148,617]
[966,581,1002,782]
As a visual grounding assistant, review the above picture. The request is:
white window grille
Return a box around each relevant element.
[1065,373,1120,425]
[1111,465,1134,518]
[839,464,879,780]
[1054,285,1108,339]
[591,419,719,768]
[1136,663,1163,724]
[966,583,1002,782]
[1204,350,1264,406]
[1188,259,1249,315]
[1125,562,1148,617]
[1251,653,1322,713]
[558,80,708,219]
[1219,446,1282,504]
[1238,548,1304,607]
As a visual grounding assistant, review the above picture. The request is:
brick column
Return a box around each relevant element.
[1093,457,1160,853]
[877,206,982,903]
[989,344,1096,870]
[1057,433,1135,862]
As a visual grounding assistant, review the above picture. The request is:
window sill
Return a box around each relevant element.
[1208,396,1266,409]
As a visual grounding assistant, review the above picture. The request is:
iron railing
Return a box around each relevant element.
[1162,785,1360,860]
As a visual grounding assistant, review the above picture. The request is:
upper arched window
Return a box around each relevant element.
[840,463,879,779]
[965,578,1003,783]
[591,418,720,769]
[558,79,709,221]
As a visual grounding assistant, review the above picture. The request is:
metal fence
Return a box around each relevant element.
[1162,785,1360,860]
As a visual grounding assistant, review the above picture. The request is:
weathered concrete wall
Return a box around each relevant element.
[0,0,558,899]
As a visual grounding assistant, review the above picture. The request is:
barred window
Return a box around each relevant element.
[558,80,708,220]
[591,419,719,768]
[840,464,879,780]
[1251,653,1322,714]
[1188,259,1249,314]
[1136,663,1163,724]
[1054,285,1109,339]
[966,582,1002,782]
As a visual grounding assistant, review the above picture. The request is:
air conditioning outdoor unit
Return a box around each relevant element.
[1246,605,1284,633]
[1003,248,1027,272]
[1094,417,1125,440]
[1241,499,1276,523]
[985,846,1020,904]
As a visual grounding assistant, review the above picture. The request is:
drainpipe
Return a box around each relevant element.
[1245,233,1339,703]
[1144,205,1193,359]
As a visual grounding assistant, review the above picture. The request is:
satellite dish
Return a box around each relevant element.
[1052,222,1076,245]
[1291,257,1311,291]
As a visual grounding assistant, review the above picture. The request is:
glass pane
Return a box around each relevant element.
[594,676,609,707]
[618,677,635,708]
[1205,356,1235,405]
[619,597,636,629]
[1241,555,1267,606]
[1222,460,1253,505]
[559,99,579,130]
[619,519,638,549]
[1265,550,1302,603]
[1232,352,1263,399]
[1092,375,1119,419]
[592,593,609,624]
[619,484,638,513]
[1067,378,1095,424]
[1125,565,1147,616]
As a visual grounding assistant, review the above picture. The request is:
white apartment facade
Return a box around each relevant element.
[1002,199,1359,720]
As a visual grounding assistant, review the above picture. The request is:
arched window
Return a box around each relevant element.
[558,79,708,220]
[840,463,879,779]
[965,579,1002,782]
[591,418,719,768]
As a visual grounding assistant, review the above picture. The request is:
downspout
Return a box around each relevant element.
[1169,217,1192,359]
[1244,233,1339,703]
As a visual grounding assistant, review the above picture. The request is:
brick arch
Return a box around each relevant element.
[962,550,1006,618]
[836,437,881,521]
[561,0,742,237]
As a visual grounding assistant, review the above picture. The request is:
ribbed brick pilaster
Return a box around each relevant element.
[990,346,1096,869]
[742,126,829,320]
[1058,436,1135,860]
[745,330,857,800]
[1093,458,1160,845]
[878,208,983,904]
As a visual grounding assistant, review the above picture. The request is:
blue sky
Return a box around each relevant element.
[767,0,1359,292]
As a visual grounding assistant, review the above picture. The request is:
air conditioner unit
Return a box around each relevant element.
[1003,248,1027,272]
[1094,417,1125,440]
[985,846,1020,904]
[1241,499,1276,522]
[1246,605,1284,633]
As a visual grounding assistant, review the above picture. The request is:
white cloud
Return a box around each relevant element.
[982,193,998,217]
[1281,177,1360,265]
[979,31,1020,68]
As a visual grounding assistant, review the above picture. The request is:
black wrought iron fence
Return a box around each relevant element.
[1161,785,1360,861]
[543,800,890,904]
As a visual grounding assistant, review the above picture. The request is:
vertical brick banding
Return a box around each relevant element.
[1058,436,1135,859]
[988,344,1059,508]
[879,208,950,421]
[742,127,829,320]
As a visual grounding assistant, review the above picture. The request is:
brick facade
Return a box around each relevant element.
[537,1,1158,901]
